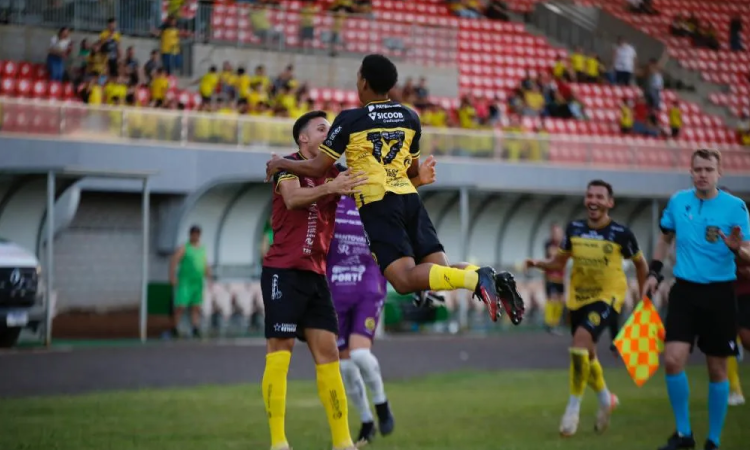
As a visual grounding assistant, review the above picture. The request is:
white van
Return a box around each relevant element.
[0,238,43,347]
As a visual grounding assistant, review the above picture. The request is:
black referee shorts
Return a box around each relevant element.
[665,278,738,357]
[738,294,750,330]
[261,266,339,341]
[358,192,445,273]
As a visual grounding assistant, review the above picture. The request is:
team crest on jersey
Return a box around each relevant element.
[705,226,720,243]
[602,243,613,254]
[365,317,376,331]
[587,311,601,326]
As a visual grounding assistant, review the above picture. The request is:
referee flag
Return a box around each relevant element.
[613,296,666,387]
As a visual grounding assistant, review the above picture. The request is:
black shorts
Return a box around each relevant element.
[665,278,738,357]
[545,281,565,298]
[737,294,750,330]
[569,300,615,342]
[261,266,338,340]
[358,192,444,273]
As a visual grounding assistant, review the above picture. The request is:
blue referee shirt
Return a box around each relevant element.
[660,188,750,284]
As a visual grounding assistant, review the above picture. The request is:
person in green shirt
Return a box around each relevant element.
[170,225,212,337]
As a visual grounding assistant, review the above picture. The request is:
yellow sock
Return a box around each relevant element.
[429,265,479,291]
[316,361,354,449]
[554,301,565,325]
[728,356,742,395]
[569,348,590,398]
[587,359,606,392]
[262,351,291,448]
[464,264,480,271]
[544,302,557,327]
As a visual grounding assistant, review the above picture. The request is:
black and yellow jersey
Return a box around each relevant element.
[559,219,643,313]
[319,99,421,207]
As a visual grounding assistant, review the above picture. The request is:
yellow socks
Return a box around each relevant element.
[429,265,479,291]
[554,302,565,325]
[263,351,291,448]
[728,356,742,395]
[569,348,591,398]
[588,358,606,392]
[316,361,354,449]
[545,302,561,327]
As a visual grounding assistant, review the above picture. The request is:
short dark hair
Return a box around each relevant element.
[189,225,201,234]
[587,179,614,197]
[292,110,328,145]
[360,54,398,95]
[692,148,721,166]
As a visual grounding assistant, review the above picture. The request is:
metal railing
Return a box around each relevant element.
[1,97,749,172]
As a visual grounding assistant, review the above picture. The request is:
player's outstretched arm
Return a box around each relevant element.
[525,251,570,272]
[278,169,367,210]
[266,151,336,181]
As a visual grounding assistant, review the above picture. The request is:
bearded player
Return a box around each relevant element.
[266,53,524,324]
[526,180,649,437]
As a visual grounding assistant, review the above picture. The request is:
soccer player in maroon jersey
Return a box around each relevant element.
[260,110,366,450]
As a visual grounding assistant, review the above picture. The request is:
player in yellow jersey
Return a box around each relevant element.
[266,54,524,324]
[526,180,649,437]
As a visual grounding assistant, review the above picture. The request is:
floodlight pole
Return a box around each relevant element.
[44,171,56,347]
[140,178,151,343]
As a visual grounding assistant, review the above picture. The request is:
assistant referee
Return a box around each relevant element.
[643,149,750,450]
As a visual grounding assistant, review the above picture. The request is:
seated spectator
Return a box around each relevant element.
[551,55,571,82]
[668,101,682,138]
[730,15,743,52]
[585,51,604,83]
[123,47,140,86]
[507,88,526,115]
[353,0,373,15]
[523,84,546,117]
[105,73,128,105]
[670,14,691,37]
[414,77,430,107]
[569,47,586,82]
[194,66,219,104]
[486,95,503,126]
[485,0,509,21]
[250,65,271,92]
[67,39,90,85]
[693,23,720,50]
[620,98,634,134]
[626,0,657,15]
[422,104,448,128]
[143,50,161,84]
[299,2,317,51]
[632,95,659,137]
[567,95,587,120]
[548,91,572,119]
[457,95,478,128]
[329,0,355,13]
[220,61,237,99]
[150,68,171,107]
[447,0,483,19]
[86,42,109,80]
[737,111,750,145]
[520,70,535,91]
[236,67,251,102]
[686,13,700,37]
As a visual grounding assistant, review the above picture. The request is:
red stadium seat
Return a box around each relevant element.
[1,60,18,78]
[32,80,48,98]
[0,77,17,95]
[18,62,33,79]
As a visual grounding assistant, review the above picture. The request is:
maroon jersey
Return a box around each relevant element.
[263,152,342,275]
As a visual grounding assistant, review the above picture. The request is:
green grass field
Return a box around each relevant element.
[1,366,748,450]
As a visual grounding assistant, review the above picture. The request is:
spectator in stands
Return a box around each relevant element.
[620,98,634,134]
[485,0,509,21]
[737,111,750,146]
[86,42,109,80]
[82,77,104,105]
[585,51,604,83]
[251,65,271,91]
[250,4,284,50]
[47,27,72,82]
[422,103,449,128]
[447,0,483,19]
[626,0,657,15]
[612,36,637,85]
[669,14,691,37]
[329,0,355,13]
[487,95,503,126]
[644,58,663,111]
[143,50,161,84]
[668,101,682,138]
[569,47,586,82]
[194,65,219,104]
[458,95,478,128]
[329,9,347,57]
[67,39,90,85]
[414,77,430,107]
[105,73,128,105]
[632,94,659,137]
[151,68,170,107]
[153,16,185,75]
[692,22,720,51]
[100,18,121,77]
[123,47,140,87]
[236,67,251,102]
[507,87,526,115]
[354,0,373,15]
[552,55,572,82]
[273,64,297,95]
[299,1,317,52]
[548,91,573,119]
[523,84,546,117]
[730,15,743,52]
[220,61,237,100]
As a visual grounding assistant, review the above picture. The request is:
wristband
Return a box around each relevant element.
[649,260,663,275]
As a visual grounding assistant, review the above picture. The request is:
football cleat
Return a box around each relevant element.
[375,401,395,436]
[559,407,579,437]
[495,271,525,325]
[473,267,501,322]
[657,432,696,450]
[355,421,376,445]
[728,391,745,406]
[594,393,619,434]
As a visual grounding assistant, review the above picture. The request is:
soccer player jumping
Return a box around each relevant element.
[266,53,524,323]
[642,149,750,450]
[526,180,649,437]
